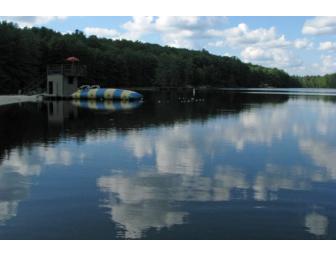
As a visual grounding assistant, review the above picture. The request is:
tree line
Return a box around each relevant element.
[1,21,333,94]
[295,73,336,88]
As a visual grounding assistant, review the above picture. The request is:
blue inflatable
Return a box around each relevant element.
[72,85,143,100]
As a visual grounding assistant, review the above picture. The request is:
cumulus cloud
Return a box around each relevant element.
[0,16,67,28]
[120,16,227,48]
[84,27,120,39]
[154,16,226,48]
[208,23,290,49]
[208,23,304,70]
[83,16,224,48]
[318,55,336,74]
[82,17,307,72]
[302,16,336,35]
[241,46,277,61]
[241,46,302,69]
[293,38,314,49]
[122,16,155,40]
[318,41,336,51]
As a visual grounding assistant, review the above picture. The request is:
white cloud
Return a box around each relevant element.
[319,41,336,51]
[241,46,302,69]
[293,38,314,49]
[2,16,327,75]
[241,46,271,61]
[155,16,227,48]
[0,16,67,28]
[84,27,120,39]
[207,23,304,71]
[302,16,336,35]
[122,16,155,40]
[208,23,290,49]
[72,17,310,73]
[121,16,227,48]
[319,55,336,74]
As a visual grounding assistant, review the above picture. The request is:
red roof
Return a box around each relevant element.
[66,56,80,62]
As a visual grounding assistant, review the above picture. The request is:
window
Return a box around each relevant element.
[48,81,53,94]
[68,76,74,84]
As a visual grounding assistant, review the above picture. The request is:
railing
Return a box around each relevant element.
[47,64,87,77]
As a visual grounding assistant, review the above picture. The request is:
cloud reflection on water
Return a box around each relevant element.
[0,145,82,224]
[1,96,336,239]
[98,98,336,238]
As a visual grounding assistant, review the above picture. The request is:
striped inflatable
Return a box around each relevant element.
[72,88,143,100]
[72,99,142,111]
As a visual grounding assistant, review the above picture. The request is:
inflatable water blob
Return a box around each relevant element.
[71,85,143,100]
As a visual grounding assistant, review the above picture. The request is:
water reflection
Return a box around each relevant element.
[0,90,336,239]
[300,140,336,179]
[97,162,333,238]
[0,145,84,225]
[305,212,328,237]
[72,99,143,111]
[0,148,41,224]
[97,166,253,239]
[98,173,188,239]
[98,96,336,239]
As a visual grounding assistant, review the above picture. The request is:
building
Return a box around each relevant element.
[46,63,87,98]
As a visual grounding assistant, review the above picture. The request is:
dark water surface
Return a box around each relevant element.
[0,89,336,239]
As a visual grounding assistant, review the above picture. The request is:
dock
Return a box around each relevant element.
[0,95,42,107]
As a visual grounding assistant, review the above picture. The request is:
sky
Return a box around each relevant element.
[1,16,336,76]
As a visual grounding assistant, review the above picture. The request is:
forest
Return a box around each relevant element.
[296,73,336,88]
[0,21,333,94]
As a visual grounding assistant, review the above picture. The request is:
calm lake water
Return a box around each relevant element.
[0,89,336,239]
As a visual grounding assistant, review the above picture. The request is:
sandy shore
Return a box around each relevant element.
[0,95,40,107]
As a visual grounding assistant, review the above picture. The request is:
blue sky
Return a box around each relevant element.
[1,16,336,76]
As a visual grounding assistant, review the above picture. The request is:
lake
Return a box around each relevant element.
[0,89,336,239]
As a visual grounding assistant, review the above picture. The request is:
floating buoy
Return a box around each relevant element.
[72,85,143,100]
